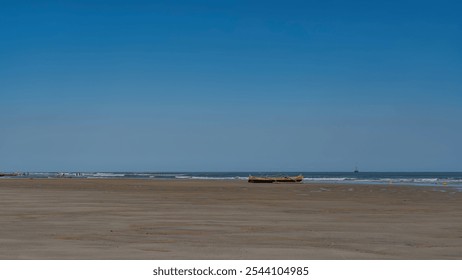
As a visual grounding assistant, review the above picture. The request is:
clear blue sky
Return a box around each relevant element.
[1,0,461,172]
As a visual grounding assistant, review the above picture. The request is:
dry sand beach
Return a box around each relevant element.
[0,178,461,259]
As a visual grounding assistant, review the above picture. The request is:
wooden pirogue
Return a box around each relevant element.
[248,175,303,183]
[0,173,19,177]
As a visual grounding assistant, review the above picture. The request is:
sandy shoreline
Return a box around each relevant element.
[0,178,461,259]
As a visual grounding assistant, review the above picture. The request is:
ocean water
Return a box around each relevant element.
[4,171,462,189]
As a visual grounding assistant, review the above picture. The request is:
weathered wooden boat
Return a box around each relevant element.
[248,175,303,183]
[0,173,19,177]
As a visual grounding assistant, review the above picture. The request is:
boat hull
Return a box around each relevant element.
[0,173,19,177]
[248,175,303,183]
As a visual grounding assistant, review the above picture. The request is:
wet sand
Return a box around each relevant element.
[0,179,461,259]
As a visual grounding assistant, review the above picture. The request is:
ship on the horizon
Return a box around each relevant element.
[248,174,303,183]
[354,166,359,173]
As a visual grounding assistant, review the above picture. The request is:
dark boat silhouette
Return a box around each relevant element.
[0,173,19,177]
[248,175,303,183]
